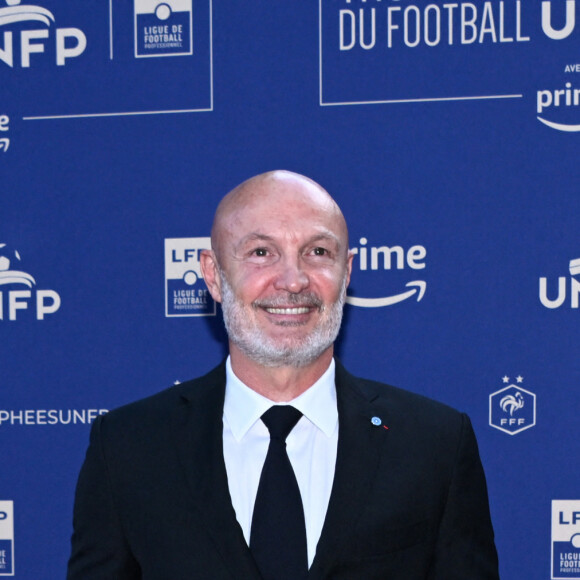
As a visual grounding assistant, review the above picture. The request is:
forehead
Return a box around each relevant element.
[217,177,347,250]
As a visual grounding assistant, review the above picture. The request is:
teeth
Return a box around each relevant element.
[265,307,310,315]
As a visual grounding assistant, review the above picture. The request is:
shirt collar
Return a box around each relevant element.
[223,356,338,442]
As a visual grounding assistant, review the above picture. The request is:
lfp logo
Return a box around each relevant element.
[552,500,580,579]
[489,375,536,435]
[164,237,215,317]
[0,243,61,321]
[134,0,193,58]
[0,500,14,576]
[0,0,86,68]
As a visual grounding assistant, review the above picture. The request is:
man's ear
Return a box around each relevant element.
[200,249,222,303]
[345,249,354,289]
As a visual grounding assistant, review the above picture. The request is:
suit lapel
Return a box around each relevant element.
[171,364,263,580]
[308,361,391,579]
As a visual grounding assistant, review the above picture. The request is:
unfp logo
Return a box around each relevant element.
[540,258,580,309]
[0,0,86,68]
[552,500,580,579]
[0,501,14,576]
[489,375,536,435]
[134,0,193,58]
[164,237,215,317]
[0,243,61,321]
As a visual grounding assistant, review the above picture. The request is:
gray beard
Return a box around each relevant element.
[218,270,347,368]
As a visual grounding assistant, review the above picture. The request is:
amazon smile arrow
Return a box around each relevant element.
[346,280,426,308]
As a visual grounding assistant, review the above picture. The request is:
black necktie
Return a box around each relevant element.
[250,405,308,580]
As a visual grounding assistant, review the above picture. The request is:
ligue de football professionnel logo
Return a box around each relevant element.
[552,500,580,579]
[0,243,61,321]
[164,237,216,317]
[489,375,536,435]
[134,0,193,58]
[0,501,14,576]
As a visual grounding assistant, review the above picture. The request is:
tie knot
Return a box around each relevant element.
[261,406,303,441]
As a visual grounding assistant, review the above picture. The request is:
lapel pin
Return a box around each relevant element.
[371,416,389,430]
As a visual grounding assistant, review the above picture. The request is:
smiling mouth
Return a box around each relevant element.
[264,306,312,315]
[254,292,323,316]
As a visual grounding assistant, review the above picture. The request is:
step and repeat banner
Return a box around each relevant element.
[1,1,579,578]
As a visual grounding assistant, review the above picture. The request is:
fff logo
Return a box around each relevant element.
[489,382,536,435]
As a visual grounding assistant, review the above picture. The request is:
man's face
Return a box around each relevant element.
[206,175,352,368]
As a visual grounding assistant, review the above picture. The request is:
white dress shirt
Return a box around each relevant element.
[222,356,339,568]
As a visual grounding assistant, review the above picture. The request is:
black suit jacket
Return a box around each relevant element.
[67,361,499,579]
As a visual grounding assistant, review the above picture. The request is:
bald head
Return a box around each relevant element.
[210,170,348,262]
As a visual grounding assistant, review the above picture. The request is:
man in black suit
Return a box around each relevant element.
[68,170,499,579]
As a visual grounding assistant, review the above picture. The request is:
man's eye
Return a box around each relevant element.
[252,248,269,257]
[312,247,328,256]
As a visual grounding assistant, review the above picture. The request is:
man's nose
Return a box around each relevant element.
[273,258,310,294]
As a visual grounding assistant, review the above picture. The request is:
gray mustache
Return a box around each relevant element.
[253,293,323,309]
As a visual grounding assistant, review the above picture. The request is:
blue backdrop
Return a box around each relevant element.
[2,1,580,578]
